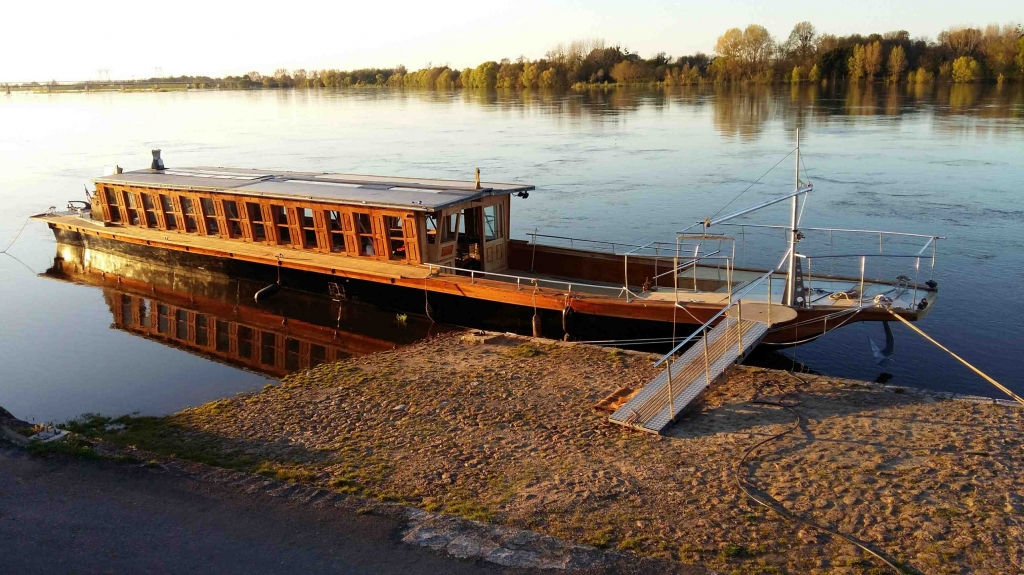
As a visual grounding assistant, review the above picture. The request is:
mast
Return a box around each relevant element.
[785,129,800,306]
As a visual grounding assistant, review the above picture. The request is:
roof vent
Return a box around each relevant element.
[474,168,481,190]
[151,149,166,171]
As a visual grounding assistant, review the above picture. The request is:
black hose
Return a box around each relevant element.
[735,376,908,574]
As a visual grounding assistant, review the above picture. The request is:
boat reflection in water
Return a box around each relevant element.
[43,242,444,377]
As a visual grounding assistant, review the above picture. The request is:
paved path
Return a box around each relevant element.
[0,448,517,574]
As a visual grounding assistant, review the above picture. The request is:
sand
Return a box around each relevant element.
[76,331,1024,574]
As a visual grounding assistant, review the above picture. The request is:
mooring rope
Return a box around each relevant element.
[887,310,1024,407]
[0,217,31,254]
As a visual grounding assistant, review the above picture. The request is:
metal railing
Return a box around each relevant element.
[423,262,628,298]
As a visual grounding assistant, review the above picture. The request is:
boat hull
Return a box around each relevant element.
[45,224,930,347]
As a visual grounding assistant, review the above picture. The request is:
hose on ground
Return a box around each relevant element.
[735,375,907,574]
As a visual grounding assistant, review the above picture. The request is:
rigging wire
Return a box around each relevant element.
[709,149,795,221]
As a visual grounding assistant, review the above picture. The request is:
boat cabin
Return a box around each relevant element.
[91,164,534,274]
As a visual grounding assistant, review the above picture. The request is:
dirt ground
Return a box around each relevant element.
[67,332,1024,574]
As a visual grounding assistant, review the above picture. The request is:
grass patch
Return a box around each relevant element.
[507,344,545,358]
[443,499,493,522]
[25,436,100,459]
[582,526,614,548]
[616,536,646,552]
[253,461,319,484]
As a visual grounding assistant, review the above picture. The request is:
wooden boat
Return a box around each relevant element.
[34,144,941,347]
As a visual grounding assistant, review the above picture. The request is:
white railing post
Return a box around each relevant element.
[768,274,773,324]
[913,257,920,308]
[859,256,866,301]
[703,326,711,387]
[737,299,743,352]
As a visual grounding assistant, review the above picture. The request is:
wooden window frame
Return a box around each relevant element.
[222,199,243,239]
[122,191,142,226]
[159,194,180,231]
[246,201,269,243]
[384,215,407,261]
[104,188,123,222]
[180,196,200,234]
[352,211,376,257]
[325,209,348,253]
[299,207,319,250]
[200,197,221,236]
[271,204,292,246]
[141,193,160,228]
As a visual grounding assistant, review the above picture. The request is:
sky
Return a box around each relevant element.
[2,0,1019,82]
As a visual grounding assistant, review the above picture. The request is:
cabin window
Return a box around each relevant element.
[246,202,267,242]
[441,213,458,242]
[483,205,500,241]
[175,309,188,339]
[105,189,122,222]
[354,212,374,256]
[122,192,141,226]
[309,344,326,368]
[425,216,437,245]
[200,198,220,235]
[271,205,291,244]
[285,338,300,371]
[237,326,254,359]
[300,208,318,249]
[326,210,348,253]
[222,200,242,238]
[195,314,209,346]
[157,304,171,334]
[120,294,134,323]
[180,197,198,233]
[142,194,159,228]
[261,332,276,366]
[385,216,406,260]
[215,320,230,352]
[138,299,151,327]
[160,195,179,230]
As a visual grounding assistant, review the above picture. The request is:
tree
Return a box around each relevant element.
[520,62,540,88]
[887,45,907,83]
[785,21,817,64]
[939,27,983,56]
[848,44,866,81]
[808,64,821,82]
[1018,37,1024,77]
[864,41,882,80]
[609,60,652,84]
[951,56,981,82]
[791,66,803,83]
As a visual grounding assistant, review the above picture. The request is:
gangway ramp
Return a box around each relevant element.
[608,311,777,434]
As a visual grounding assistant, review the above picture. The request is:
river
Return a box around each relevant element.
[1,83,1021,422]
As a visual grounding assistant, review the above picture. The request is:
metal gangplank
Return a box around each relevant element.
[609,315,769,434]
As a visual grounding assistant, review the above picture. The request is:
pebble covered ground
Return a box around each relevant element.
[91,332,1023,574]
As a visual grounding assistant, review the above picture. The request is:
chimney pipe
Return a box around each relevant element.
[474,168,481,190]
[151,149,165,170]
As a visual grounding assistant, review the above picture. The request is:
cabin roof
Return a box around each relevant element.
[95,167,534,211]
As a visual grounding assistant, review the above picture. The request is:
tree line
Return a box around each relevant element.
[13,22,1021,91]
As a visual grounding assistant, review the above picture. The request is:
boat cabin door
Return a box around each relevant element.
[478,199,508,272]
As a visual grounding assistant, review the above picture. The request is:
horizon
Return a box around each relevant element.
[2,0,1021,83]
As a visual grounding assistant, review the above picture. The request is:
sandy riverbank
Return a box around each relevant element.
[58,331,1023,574]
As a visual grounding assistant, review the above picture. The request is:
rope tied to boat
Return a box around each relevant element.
[0,216,31,254]
[886,309,1024,407]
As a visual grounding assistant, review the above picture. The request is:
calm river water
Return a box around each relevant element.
[1,84,1022,422]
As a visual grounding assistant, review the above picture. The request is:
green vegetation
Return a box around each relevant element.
[7,22,1021,94]
[507,343,546,358]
